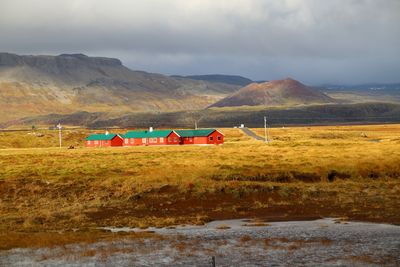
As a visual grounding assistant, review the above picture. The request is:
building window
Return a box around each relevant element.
[105,141,108,144]
[168,137,172,142]
[87,140,91,145]
[142,138,146,143]
[159,137,164,143]
[189,137,192,142]
[217,136,221,141]
[130,139,134,144]
[173,137,177,142]
[124,139,128,144]
[209,136,214,141]
[149,138,157,143]
[94,140,99,145]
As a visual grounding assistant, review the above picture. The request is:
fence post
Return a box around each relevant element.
[211,255,216,267]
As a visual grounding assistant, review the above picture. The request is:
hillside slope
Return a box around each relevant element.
[0,53,240,122]
[210,78,334,107]
[6,102,400,129]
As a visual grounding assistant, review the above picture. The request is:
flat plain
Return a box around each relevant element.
[0,124,399,249]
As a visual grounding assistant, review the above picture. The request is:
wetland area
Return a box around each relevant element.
[1,218,399,266]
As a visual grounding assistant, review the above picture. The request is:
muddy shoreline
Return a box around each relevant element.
[1,218,399,266]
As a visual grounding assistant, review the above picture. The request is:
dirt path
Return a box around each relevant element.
[239,127,265,141]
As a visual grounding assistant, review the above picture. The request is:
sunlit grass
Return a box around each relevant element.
[0,124,399,236]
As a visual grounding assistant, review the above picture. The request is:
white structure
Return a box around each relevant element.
[57,123,62,148]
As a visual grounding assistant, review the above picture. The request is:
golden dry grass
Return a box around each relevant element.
[0,124,399,242]
[0,128,88,148]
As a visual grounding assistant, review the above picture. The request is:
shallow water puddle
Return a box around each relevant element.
[1,218,399,266]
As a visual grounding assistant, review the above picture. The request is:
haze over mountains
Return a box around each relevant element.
[0,52,399,128]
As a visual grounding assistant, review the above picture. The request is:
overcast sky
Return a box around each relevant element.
[0,0,399,85]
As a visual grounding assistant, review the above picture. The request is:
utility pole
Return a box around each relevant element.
[57,123,62,148]
[264,116,269,143]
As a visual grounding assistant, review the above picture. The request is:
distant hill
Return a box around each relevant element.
[172,74,254,86]
[210,78,334,108]
[320,83,400,104]
[0,53,240,122]
[6,102,400,129]
[323,83,400,92]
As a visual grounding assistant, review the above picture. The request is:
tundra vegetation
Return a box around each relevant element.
[0,124,399,249]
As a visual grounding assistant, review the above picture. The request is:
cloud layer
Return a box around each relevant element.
[1,0,399,84]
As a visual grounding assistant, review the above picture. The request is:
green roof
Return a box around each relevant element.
[123,130,174,139]
[175,129,219,137]
[86,133,120,141]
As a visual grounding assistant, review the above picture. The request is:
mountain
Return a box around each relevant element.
[210,78,334,108]
[0,53,240,122]
[172,74,254,86]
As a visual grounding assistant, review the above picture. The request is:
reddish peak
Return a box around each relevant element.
[269,77,302,85]
[283,77,296,81]
[210,76,333,108]
[241,78,306,92]
[242,82,264,91]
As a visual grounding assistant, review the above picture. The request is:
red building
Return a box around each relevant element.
[123,129,181,146]
[85,133,124,147]
[176,129,224,145]
[85,128,224,148]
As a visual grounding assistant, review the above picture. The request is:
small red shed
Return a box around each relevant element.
[85,133,124,147]
[175,129,224,145]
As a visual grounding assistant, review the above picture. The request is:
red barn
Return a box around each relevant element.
[85,133,124,147]
[176,129,224,145]
[123,129,181,146]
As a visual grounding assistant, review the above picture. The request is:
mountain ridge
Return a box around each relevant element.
[0,52,241,122]
[0,53,123,68]
[2,52,399,126]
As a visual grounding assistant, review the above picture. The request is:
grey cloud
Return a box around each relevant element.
[0,0,399,84]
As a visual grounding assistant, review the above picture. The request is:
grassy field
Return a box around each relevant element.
[1,124,400,248]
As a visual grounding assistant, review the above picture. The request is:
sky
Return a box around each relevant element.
[0,0,399,85]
